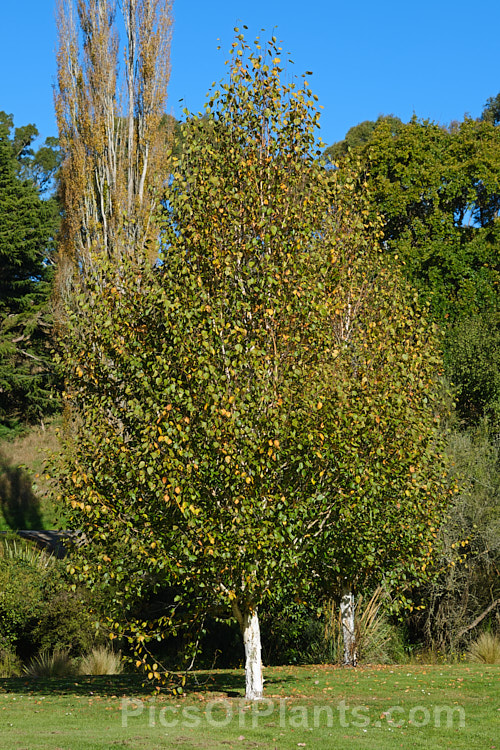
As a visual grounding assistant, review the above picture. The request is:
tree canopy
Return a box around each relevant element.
[323,115,402,164]
[328,112,500,427]
[54,32,452,695]
[0,113,60,430]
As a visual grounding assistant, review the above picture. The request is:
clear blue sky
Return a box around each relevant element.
[1,1,499,148]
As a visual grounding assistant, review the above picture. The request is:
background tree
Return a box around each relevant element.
[55,0,172,293]
[0,113,60,432]
[446,314,500,426]
[481,92,500,125]
[409,422,500,651]
[323,115,402,164]
[329,102,500,649]
[332,114,500,428]
[366,118,499,319]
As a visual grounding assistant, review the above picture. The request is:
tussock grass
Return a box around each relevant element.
[468,632,500,664]
[24,649,75,678]
[0,536,55,568]
[324,587,405,664]
[79,647,123,675]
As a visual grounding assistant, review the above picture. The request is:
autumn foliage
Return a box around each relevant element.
[54,33,453,694]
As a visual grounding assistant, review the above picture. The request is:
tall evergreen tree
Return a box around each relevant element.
[0,114,59,429]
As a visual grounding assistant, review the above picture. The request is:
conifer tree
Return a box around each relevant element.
[0,114,59,429]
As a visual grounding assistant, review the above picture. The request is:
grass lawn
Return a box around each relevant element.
[0,663,498,749]
[0,421,61,531]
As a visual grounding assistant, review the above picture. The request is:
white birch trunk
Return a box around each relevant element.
[242,609,264,700]
[340,585,357,666]
[232,601,264,700]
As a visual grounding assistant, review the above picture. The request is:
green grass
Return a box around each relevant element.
[0,664,497,749]
[0,420,61,531]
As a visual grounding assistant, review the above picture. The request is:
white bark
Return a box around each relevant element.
[232,601,264,700]
[340,585,357,666]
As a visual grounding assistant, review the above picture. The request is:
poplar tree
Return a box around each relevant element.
[55,0,172,293]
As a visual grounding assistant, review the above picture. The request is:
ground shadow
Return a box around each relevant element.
[0,670,297,698]
[0,674,151,698]
[0,449,44,530]
[192,670,298,697]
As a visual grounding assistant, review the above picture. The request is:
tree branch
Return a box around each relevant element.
[456,598,500,639]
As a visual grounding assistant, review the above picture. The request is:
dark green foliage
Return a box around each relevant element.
[30,591,96,657]
[481,92,500,126]
[0,543,49,655]
[0,538,99,660]
[259,601,327,665]
[364,117,500,322]
[0,112,60,430]
[331,115,500,321]
[333,114,500,428]
[323,115,402,164]
[446,314,500,425]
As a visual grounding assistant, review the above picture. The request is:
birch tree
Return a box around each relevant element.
[55,0,172,293]
[312,261,453,665]
[55,33,452,698]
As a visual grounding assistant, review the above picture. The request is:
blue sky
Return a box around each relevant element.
[1,1,499,148]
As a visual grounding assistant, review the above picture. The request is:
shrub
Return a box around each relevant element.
[31,591,98,657]
[0,536,102,660]
[468,632,500,664]
[79,646,123,675]
[0,539,51,656]
[24,648,75,678]
[408,423,500,652]
[260,602,327,665]
[0,648,22,677]
[260,592,406,666]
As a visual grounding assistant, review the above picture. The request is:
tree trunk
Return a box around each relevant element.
[232,602,264,700]
[340,584,357,666]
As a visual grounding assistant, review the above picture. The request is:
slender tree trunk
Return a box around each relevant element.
[125,0,136,216]
[340,584,357,666]
[232,601,264,700]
